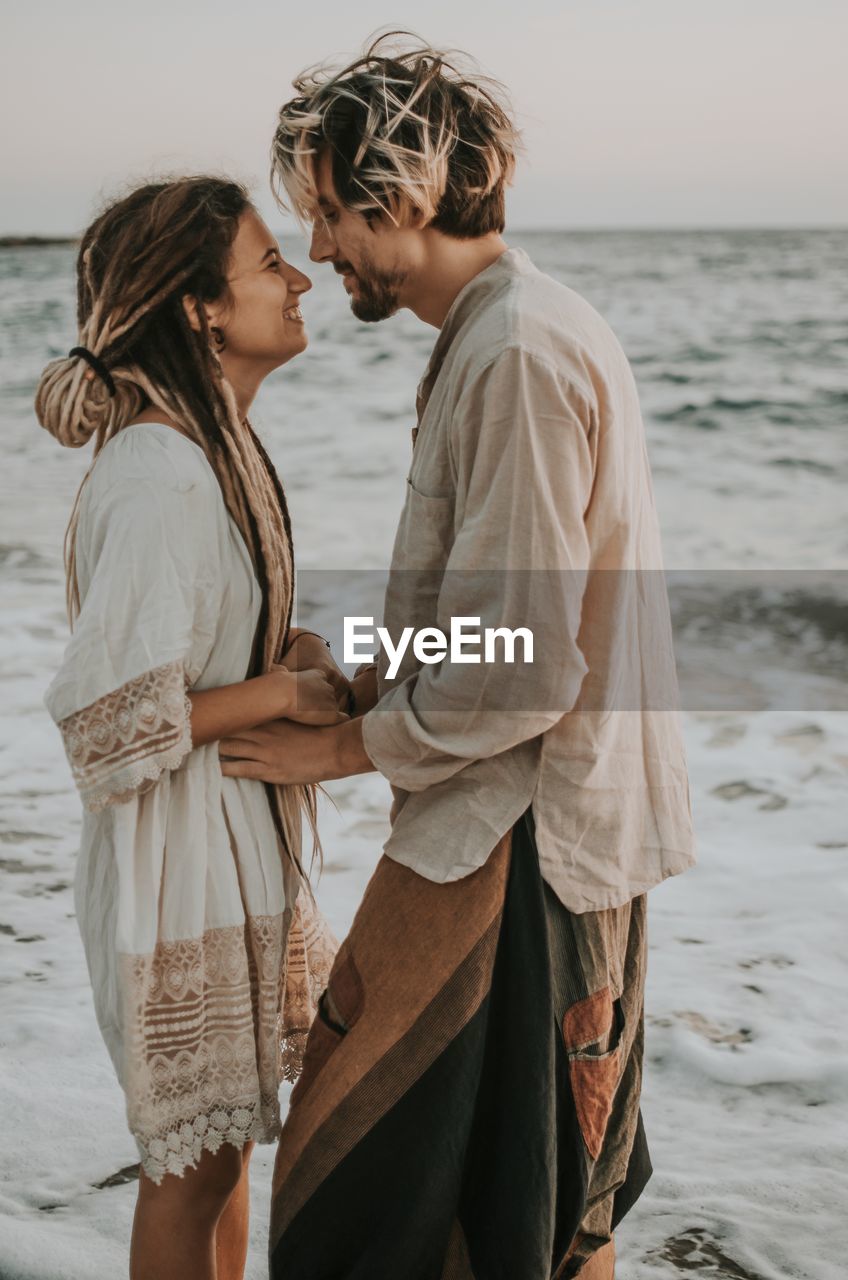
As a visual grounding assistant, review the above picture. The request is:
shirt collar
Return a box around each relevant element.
[417,247,534,415]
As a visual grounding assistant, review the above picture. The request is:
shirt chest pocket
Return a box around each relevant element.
[394,479,456,571]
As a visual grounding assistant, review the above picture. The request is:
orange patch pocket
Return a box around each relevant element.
[562,986,624,1161]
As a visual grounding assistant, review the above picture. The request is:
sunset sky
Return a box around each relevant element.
[2,0,846,234]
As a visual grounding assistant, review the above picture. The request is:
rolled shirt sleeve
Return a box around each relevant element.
[363,346,595,791]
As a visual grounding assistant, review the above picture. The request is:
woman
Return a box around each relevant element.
[35,177,347,1280]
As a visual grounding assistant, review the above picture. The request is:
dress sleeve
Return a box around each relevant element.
[45,453,221,812]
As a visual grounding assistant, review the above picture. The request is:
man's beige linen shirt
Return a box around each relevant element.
[362,248,696,912]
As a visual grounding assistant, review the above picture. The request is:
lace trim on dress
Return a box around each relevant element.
[57,659,193,811]
[120,897,338,1183]
[121,915,288,1185]
[137,1100,275,1185]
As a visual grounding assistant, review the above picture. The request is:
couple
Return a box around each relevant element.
[37,35,695,1280]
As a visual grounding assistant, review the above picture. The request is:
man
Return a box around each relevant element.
[221,34,696,1280]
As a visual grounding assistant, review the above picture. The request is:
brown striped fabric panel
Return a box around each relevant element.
[271,836,511,1242]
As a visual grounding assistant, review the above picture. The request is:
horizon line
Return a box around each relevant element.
[3,222,847,245]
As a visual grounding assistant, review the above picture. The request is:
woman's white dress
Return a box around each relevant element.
[46,423,331,1183]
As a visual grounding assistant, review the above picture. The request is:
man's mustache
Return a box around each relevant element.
[334,263,354,276]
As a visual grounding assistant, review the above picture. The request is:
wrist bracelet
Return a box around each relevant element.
[289,630,331,650]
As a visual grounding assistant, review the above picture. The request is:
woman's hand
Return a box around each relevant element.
[189,665,344,748]
[280,631,351,712]
[280,668,349,726]
[350,665,379,716]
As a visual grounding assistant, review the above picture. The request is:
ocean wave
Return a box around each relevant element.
[652,394,828,426]
[769,457,836,476]
[669,576,848,677]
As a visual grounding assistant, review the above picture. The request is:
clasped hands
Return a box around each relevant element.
[219,632,372,785]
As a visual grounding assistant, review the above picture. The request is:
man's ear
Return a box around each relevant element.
[393,198,430,232]
[406,206,430,232]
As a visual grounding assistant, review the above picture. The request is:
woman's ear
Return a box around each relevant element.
[182,294,203,333]
[183,294,227,336]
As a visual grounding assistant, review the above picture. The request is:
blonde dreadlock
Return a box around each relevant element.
[34,176,317,876]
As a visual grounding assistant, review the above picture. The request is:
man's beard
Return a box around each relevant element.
[340,254,406,323]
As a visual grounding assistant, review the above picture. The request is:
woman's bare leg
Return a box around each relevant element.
[215,1141,254,1280]
[129,1144,246,1280]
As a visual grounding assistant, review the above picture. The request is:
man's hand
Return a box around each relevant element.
[220,717,373,785]
[281,632,350,712]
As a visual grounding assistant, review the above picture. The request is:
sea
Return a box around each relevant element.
[2,228,846,710]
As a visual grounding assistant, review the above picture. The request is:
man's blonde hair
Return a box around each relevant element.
[271,32,521,238]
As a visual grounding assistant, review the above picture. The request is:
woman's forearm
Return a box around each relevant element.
[188,673,293,749]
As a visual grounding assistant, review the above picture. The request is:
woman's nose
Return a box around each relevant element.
[286,265,312,296]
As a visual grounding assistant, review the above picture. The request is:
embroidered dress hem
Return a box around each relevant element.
[137,1097,281,1185]
[119,899,336,1185]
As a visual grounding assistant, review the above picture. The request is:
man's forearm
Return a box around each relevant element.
[329,716,375,779]
[219,715,376,786]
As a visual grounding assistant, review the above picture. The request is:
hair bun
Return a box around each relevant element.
[34,353,140,448]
